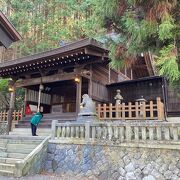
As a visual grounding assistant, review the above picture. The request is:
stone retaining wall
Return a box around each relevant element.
[0,122,7,135]
[43,143,180,180]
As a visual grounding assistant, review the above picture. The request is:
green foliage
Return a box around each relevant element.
[109,42,125,70]
[1,0,179,84]
[15,88,25,110]
[0,79,25,110]
[158,17,175,41]
[91,0,180,83]
[0,0,97,56]
[156,44,180,82]
[0,79,10,110]
[0,79,8,92]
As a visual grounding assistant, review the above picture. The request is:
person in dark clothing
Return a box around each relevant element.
[30,112,43,136]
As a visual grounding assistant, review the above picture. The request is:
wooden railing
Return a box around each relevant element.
[97,97,164,120]
[0,109,23,123]
[51,121,180,144]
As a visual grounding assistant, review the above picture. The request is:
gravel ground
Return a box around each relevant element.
[0,174,98,180]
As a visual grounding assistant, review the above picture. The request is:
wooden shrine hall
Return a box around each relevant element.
[0,38,122,119]
[0,38,170,127]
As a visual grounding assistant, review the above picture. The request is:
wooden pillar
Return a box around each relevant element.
[7,85,16,134]
[37,84,44,112]
[76,77,82,116]
[88,66,92,97]
[108,65,111,83]
[23,88,27,115]
[130,68,133,79]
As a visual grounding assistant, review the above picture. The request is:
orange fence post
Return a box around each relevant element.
[97,104,101,119]
[109,103,112,119]
[157,97,162,120]
[128,102,132,119]
[150,101,153,118]
[103,104,107,119]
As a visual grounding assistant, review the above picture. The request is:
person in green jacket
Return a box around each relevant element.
[30,112,43,136]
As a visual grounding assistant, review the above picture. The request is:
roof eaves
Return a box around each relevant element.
[0,38,108,68]
[0,11,22,42]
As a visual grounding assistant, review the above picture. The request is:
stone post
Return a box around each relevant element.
[14,161,24,178]
[85,122,90,141]
[51,120,58,139]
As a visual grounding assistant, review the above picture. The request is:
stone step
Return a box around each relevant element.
[7,152,28,159]
[7,148,34,154]
[0,163,15,171]
[0,135,45,142]
[0,145,7,153]
[0,139,8,145]
[19,118,76,122]
[11,128,50,132]
[0,169,14,176]
[24,113,76,119]
[0,157,23,164]
[6,144,36,154]
[0,152,8,158]
[10,128,51,136]
[9,132,50,137]
[15,124,51,128]
[0,143,7,149]
[7,143,39,149]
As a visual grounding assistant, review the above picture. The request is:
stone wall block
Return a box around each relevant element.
[44,143,180,179]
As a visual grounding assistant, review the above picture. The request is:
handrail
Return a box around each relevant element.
[51,120,180,144]
[14,136,50,177]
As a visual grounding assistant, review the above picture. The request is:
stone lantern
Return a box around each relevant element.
[136,96,147,117]
[114,89,123,105]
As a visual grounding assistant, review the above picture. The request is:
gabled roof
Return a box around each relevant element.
[0,11,21,48]
[0,38,109,78]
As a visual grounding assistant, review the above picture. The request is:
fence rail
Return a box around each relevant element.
[97,97,164,120]
[51,121,180,144]
[0,109,23,123]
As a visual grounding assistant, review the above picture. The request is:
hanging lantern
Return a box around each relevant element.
[8,80,14,92]
[74,76,80,83]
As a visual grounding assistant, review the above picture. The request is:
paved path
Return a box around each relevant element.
[0,174,98,180]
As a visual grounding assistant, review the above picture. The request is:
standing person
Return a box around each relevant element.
[30,112,43,136]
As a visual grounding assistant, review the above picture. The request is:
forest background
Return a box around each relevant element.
[0,0,179,110]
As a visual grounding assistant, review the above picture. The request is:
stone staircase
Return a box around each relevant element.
[0,136,44,176]
[9,128,51,136]
[10,113,76,136]
[16,113,76,128]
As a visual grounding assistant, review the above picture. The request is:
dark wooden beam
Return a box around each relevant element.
[85,47,108,58]
[0,26,13,48]
[15,72,78,87]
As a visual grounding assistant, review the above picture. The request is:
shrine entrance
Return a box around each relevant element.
[50,80,77,113]
[25,78,89,115]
